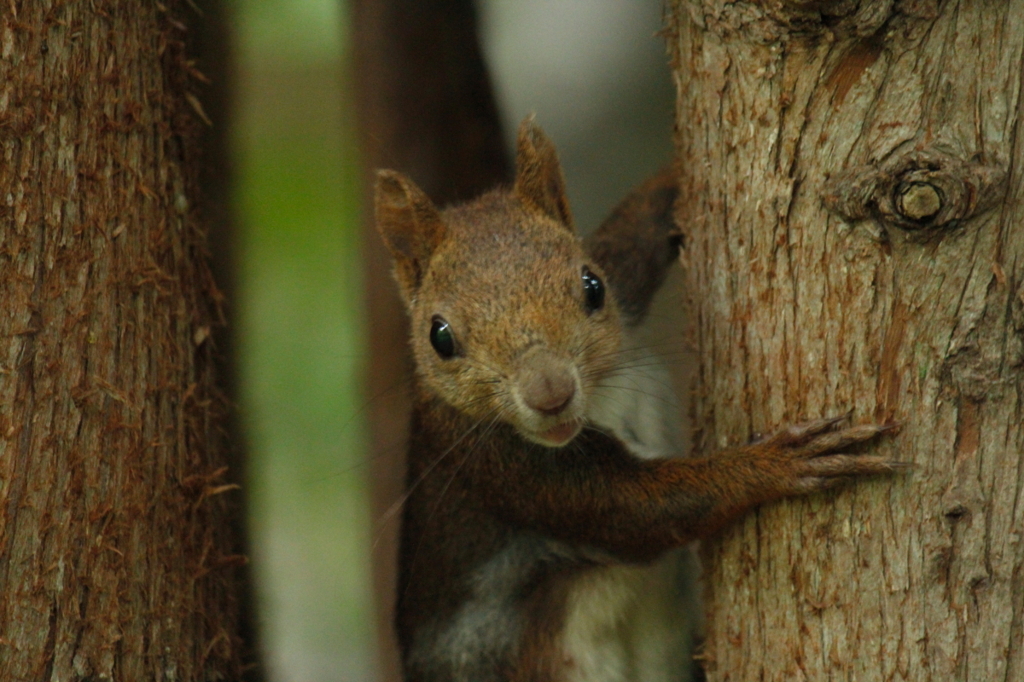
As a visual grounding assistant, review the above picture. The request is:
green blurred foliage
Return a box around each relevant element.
[235,0,345,63]
[231,0,375,680]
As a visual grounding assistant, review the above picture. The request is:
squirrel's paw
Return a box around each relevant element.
[761,415,910,493]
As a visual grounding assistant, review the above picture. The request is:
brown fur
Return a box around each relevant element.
[377,118,903,682]
[585,165,682,326]
[512,569,574,682]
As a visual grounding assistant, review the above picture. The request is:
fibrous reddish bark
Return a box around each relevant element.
[669,1,1024,679]
[0,2,244,679]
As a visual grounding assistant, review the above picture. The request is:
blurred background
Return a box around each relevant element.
[231,1,674,680]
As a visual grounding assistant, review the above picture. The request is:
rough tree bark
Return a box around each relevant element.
[668,1,1024,680]
[0,3,246,679]
[352,1,510,680]
[192,2,265,679]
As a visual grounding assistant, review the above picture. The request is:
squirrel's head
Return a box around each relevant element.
[375,117,622,448]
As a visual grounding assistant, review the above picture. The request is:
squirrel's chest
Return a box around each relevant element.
[557,554,695,682]
[408,539,694,682]
[554,348,696,681]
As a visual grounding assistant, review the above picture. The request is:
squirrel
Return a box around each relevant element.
[374,116,903,682]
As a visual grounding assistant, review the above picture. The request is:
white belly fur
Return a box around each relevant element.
[561,549,699,682]
[567,340,700,682]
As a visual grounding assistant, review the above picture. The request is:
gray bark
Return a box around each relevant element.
[668,1,1024,679]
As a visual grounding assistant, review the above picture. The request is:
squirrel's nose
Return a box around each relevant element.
[530,383,575,416]
[516,349,576,416]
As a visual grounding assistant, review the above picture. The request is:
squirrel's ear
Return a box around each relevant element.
[375,170,446,300]
[513,116,574,231]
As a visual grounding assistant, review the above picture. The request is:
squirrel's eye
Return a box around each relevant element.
[429,316,457,359]
[582,266,604,313]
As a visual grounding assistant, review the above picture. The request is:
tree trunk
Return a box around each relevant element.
[352,1,510,680]
[191,2,264,678]
[668,1,1024,679]
[0,3,245,679]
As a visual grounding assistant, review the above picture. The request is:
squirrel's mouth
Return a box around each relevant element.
[532,419,582,448]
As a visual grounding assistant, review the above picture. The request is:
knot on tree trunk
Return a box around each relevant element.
[684,0,937,43]
[822,149,1006,239]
